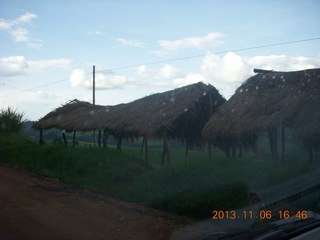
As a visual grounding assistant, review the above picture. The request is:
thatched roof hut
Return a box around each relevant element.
[34,82,225,148]
[32,99,106,131]
[95,82,225,146]
[202,68,320,160]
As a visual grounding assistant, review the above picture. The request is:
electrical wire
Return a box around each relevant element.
[96,37,320,73]
[1,36,319,98]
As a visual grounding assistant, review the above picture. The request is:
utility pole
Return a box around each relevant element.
[93,65,96,143]
[93,65,95,105]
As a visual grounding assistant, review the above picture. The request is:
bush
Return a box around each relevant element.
[0,106,25,135]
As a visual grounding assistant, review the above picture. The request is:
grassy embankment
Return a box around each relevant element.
[0,133,315,220]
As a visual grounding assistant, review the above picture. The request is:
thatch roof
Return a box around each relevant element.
[32,100,106,131]
[34,82,225,146]
[202,68,320,150]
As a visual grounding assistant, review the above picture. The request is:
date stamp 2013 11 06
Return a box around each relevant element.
[212,210,309,220]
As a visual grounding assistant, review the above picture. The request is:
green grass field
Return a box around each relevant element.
[0,133,315,219]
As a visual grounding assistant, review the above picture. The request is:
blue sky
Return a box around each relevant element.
[0,0,320,120]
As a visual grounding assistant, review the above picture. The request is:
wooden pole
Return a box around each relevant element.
[93,65,95,105]
[72,130,76,147]
[161,131,170,165]
[103,130,108,150]
[141,136,148,161]
[39,129,43,145]
[62,130,67,147]
[98,129,101,148]
[140,137,145,158]
[93,65,96,144]
[144,137,148,161]
[117,136,122,152]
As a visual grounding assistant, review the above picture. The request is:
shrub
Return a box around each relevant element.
[0,106,25,135]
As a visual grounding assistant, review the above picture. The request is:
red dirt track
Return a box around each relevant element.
[0,165,195,240]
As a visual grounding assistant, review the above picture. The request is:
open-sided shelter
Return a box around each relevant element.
[202,68,320,162]
[34,82,226,163]
[32,99,106,132]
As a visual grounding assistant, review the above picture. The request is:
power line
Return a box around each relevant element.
[0,72,92,98]
[96,37,320,73]
[1,36,320,98]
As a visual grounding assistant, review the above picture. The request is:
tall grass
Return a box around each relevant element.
[0,134,315,219]
[0,106,25,135]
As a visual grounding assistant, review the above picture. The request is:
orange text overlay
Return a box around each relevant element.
[212,210,309,220]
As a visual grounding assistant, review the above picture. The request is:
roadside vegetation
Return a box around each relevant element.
[0,106,25,135]
[0,107,316,219]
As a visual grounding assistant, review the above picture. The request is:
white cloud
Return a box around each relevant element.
[37,91,60,100]
[0,19,11,30]
[0,12,40,46]
[202,52,252,83]
[115,38,146,48]
[11,28,29,42]
[0,56,29,77]
[158,32,226,52]
[200,52,320,98]
[28,58,73,70]
[172,73,207,87]
[245,54,320,71]
[137,64,182,80]
[15,12,38,24]
[0,56,73,78]
[28,42,43,49]
[86,31,103,35]
[69,68,136,89]
[149,50,169,57]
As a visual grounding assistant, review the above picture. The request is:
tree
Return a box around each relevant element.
[0,106,25,135]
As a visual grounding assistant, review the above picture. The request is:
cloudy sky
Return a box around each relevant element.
[0,0,319,120]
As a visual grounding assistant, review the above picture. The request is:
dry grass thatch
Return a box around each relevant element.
[202,68,320,150]
[33,82,225,146]
[32,100,106,131]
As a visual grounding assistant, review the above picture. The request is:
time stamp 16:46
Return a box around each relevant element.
[212,210,309,220]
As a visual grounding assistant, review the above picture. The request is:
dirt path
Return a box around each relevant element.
[0,164,196,240]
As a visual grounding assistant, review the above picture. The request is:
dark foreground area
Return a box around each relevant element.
[0,164,199,240]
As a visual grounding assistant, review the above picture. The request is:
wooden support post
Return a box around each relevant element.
[161,131,170,165]
[140,137,145,158]
[140,136,148,161]
[98,129,101,148]
[144,137,148,161]
[72,130,76,147]
[92,65,96,144]
[117,136,122,152]
[93,65,95,105]
[62,131,67,147]
[39,129,43,145]
[103,130,108,150]
[281,127,285,163]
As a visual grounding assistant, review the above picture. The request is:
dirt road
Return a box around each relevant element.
[0,164,196,240]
